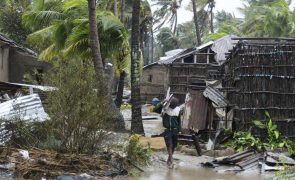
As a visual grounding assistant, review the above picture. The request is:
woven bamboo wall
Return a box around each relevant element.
[225,39,295,138]
[169,62,222,103]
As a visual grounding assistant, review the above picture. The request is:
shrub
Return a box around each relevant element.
[46,59,117,154]
[127,135,151,165]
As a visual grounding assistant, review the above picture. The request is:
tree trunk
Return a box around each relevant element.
[131,0,144,134]
[192,0,202,45]
[114,0,118,17]
[210,5,214,33]
[87,0,124,130]
[114,0,126,109]
[120,0,125,22]
[115,70,126,108]
[87,0,105,94]
[173,10,177,35]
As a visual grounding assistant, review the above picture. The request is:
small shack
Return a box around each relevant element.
[0,33,51,84]
[224,38,295,138]
[141,35,237,103]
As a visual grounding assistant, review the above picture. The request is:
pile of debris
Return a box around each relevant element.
[202,149,295,175]
[0,147,127,179]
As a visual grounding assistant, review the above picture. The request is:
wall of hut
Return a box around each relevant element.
[8,49,51,84]
[169,51,223,103]
[0,47,9,82]
[141,64,169,102]
[224,38,295,138]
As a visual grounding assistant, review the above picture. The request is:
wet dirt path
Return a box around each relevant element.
[125,152,269,180]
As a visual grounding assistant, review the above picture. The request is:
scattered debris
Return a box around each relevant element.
[0,147,127,179]
[19,150,29,160]
[202,149,295,174]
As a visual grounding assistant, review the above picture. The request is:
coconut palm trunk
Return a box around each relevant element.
[87,0,124,130]
[209,1,214,33]
[115,70,126,107]
[114,0,126,108]
[87,0,105,93]
[114,0,118,17]
[192,0,202,45]
[120,0,125,22]
[131,0,144,134]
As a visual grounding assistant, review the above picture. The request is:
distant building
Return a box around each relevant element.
[0,33,51,84]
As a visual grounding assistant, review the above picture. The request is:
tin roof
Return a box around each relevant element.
[144,35,238,69]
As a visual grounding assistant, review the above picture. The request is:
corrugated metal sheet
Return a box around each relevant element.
[0,94,48,121]
[203,86,229,107]
[182,91,209,131]
[211,35,238,65]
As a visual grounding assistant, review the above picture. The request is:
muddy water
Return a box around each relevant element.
[121,109,269,180]
[131,167,264,180]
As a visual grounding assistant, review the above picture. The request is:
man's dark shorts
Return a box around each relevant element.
[163,129,178,148]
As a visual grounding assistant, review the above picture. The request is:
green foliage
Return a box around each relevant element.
[275,165,295,179]
[177,21,197,48]
[241,0,295,37]
[23,0,128,62]
[127,135,151,165]
[0,117,53,149]
[227,131,263,152]
[46,58,115,154]
[227,112,295,154]
[152,0,182,33]
[156,27,180,56]
[0,0,31,46]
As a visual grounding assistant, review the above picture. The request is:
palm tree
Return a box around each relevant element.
[131,0,144,134]
[87,0,106,98]
[23,0,128,129]
[191,0,202,45]
[120,0,125,22]
[152,0,182,34]
[240,0,295,37]
[23,0,127,63]
[208,0,215,33]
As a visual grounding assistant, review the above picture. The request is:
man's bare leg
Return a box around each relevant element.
[167,145,173,165]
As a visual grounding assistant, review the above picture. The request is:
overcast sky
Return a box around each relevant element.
[149,0,295,25]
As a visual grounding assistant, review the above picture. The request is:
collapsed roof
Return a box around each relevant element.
[144,35,238,68]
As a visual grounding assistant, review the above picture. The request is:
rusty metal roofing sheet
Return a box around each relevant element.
[182,91,209,131]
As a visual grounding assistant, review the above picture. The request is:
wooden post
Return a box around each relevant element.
[194,54,197,63]
[206,48,210,64]
[192,134,202,156]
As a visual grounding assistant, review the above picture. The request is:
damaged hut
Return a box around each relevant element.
[141,35,237,103]
[224,38,295,138]
[0,33,51,84]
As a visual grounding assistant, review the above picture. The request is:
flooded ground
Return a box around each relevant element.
[124,152,271,180]
[134,167,264,180]
[121,108,275,180]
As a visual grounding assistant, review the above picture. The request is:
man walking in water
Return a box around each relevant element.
[155,97,181,168]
